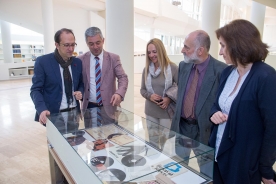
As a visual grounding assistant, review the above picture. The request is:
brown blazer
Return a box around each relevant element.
[78,50,128,110]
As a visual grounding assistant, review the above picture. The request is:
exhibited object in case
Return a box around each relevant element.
[98,169,126,181]
[47,106,215,184]
[121,154,147,167]
[109,134,135,146]
[66,136,86,146]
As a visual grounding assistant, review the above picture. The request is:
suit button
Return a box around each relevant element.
[88,89,89,91]
[87,99,89,101]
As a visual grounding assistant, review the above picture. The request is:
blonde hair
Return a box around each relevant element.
[144,38,171,82]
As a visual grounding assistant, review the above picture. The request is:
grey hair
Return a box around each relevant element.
[85,27,103,41]
[194,31,211,52]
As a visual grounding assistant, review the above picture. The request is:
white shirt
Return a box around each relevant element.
[215,68,250,161]
[89,51,104,103]
[59,65,77,110]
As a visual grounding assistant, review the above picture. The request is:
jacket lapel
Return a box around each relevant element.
[50,54,62,89]
[179,62,193,102]
[84,52,91,83]
[217,64,257,158]
[101,51,110,82]
[71,59,77,90]
[195,58,216,115]
[177,61,193,114]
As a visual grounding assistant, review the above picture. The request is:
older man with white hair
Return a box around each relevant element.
[170,30,227,178]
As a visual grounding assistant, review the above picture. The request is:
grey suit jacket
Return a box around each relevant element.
[78,50,128,110]
[171,55,227,144]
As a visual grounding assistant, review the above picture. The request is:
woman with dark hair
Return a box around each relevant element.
[209,19,276,184]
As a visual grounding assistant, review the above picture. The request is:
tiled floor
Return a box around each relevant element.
[0,75,275,184]
[0,78,51,184]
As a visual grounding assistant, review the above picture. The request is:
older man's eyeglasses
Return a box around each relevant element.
[59,43,77,48]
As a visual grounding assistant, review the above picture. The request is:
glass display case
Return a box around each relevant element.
[46,105,214,184]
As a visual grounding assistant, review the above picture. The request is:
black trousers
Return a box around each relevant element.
[176,118,213,179]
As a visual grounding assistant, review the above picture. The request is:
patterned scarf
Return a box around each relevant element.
[146,62,172,97]
[54,48,73,108]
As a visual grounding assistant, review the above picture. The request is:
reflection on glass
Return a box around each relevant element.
[48,105,214,183]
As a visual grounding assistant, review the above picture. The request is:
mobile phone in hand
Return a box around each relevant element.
[155,99,163,103]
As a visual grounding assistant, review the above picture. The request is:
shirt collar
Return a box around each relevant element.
[90,50,104,61]
[194,55,210,73]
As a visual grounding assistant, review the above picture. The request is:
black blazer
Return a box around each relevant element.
[30,53,84,121]
[209,61,276,183]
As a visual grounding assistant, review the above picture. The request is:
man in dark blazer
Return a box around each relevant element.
[170,30,227,177]
[30,28,84,124]
[30,28,83,184]
[78,27,128,127]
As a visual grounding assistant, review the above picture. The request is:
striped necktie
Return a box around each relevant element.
[95,56,102,126]
[96,107,103,126]
[95,57,102,105]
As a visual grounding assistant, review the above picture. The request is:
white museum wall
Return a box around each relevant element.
[134,0,159,16]
[134,36,148,53]
[0,0,44,34]
[89,11,106,38]
[168,54,183,66]
[10,35,43,44]
[53,1,90,54]
[0,0,95,55]
[265,55,276,68]
[263,24,276,51]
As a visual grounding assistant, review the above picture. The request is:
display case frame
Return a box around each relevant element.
[46,106,214,184]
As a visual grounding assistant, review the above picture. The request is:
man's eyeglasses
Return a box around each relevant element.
[59,43,77,48]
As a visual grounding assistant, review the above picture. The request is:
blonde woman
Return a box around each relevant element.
[140,38,178,149]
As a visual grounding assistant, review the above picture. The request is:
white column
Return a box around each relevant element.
[41,0,55,54]
[0,21,13,63]
[106,0,134,112]
[201,0,221,59]
[250,1,266,38]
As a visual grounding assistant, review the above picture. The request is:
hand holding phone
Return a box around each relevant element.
[155,99,163,103]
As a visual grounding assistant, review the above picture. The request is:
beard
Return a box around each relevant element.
[184,52,199,64]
